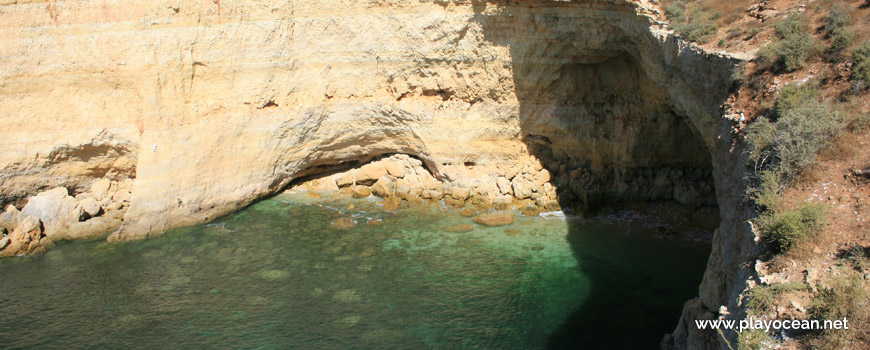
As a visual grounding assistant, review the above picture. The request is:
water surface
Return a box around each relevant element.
[0,193,710,349]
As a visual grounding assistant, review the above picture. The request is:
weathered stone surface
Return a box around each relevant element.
[331,217,356,230]
[496,177,512,196]
[450,187,470,201]
[0,3,749,349]
[20,187,79,240]
[370,176,395,198]
[521,206,541,217]
[336,172,355,188]
[77,197,103,220]
[473,212,514,227]
[68,217,122,239]
[351,186,371,198]
[0,205,20,232]
[384,162,405,178]
[90,179,112,201]
[355,164,387,186]
[459,208,477,217]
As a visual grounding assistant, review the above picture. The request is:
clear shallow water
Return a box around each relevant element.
[0,193,710,349]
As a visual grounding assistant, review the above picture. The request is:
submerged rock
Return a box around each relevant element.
[445,224,474,233]
[331,217,356,230]
[521,206,541,217]
[473,212,514,227]
[459,208,477,217]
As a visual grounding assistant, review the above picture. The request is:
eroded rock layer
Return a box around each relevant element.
[0,1,753,349]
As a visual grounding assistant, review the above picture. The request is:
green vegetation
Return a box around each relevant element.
[754,14,817,71]
[757,203,828,254]
[737,329,776,350]
[666,0,719,44]
[747,83,845,181]
[852,42,870,90]
[850,113,870,133]
[824,4,853,60]
[806,276,870,350]
[747,282,808,314]
[746,83,842,253]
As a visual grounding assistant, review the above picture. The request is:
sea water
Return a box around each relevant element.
[0,193,710,349]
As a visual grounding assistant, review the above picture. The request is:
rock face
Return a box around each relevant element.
[0,1,755,349]
[473,212,515,227]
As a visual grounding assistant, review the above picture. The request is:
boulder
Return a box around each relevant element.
[331,217,356,230]
[473,212,514,226]
[496,177,512,195]
[10,215,44,246]
[383,198,402,211]
[459,208,477,217]
[21,187,80,239]
[451,187,470,201]
[336,172,355,188]
[0,236,9,250]
[421,190,443,201]
[445,224,474,233]
[90,178,112,200]
[112,189,132,204]
[521,206,541,217]
[370,176,395,198]
[77,197,103,220]
[384,161,405,178]
[105,201,125,212]
[351,186,371,198]
[68,217,122,239]
[0,205,20,232]
[511,178,533,199]
[355,163,387,186]
[394,178,412,198]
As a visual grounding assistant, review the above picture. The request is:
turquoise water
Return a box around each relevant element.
[0,193,710,349]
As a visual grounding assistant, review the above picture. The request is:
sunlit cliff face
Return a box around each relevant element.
[0,2,746,348]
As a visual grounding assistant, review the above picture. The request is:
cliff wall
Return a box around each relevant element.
[0,1,754,348]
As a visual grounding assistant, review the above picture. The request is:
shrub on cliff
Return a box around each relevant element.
[665,0,718,44]
[852,41,870,89]
[758,202,828,254]
[747,83,844,182]
[824,4,853,60]
[806,275,870,350]
[756,14,817,71]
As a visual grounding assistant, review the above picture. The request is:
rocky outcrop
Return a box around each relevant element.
[0,1,755,349]
[0,178,130,256]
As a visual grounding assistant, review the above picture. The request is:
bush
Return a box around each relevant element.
[775,82,819,117]
[824,4,851,35]
[825,5,853,59]
[750,171,782,211]
[666,1,687,24]
[850,113,870,134]
[747,83,845,181]
[852,41,870,87]
[759,203,828,253]
[682,16,718,44]
[809,275,868,326]
[666,1,718,44]
[805,275,870,350]
[775,15,816,71]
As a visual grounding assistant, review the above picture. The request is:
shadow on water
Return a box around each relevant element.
[467,1,718,348]
[546,223,710,349]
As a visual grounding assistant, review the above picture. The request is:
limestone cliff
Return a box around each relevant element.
[0,0,756,349]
